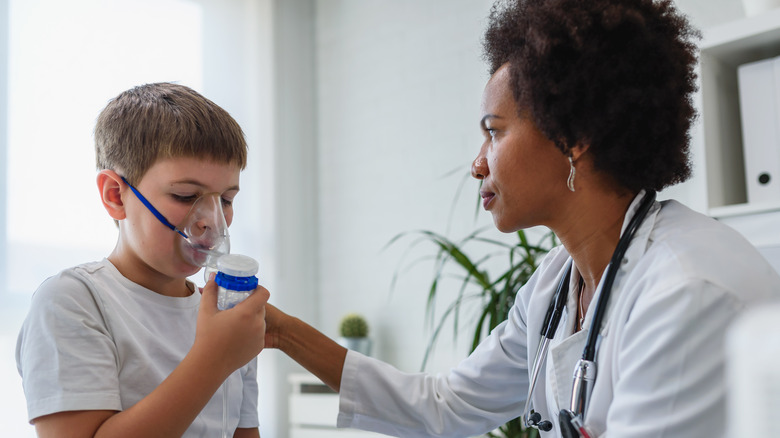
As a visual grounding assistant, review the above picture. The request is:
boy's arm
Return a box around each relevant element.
[264,303,348,392]
[32,281,269,438]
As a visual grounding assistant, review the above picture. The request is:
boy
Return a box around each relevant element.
[16,83,269,437]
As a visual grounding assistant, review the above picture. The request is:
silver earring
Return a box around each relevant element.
[567,156,576,192]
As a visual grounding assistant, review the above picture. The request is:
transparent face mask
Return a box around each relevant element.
[122,177,230,278]
[175,193,230,270]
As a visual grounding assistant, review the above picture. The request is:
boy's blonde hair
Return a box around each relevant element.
[95,83,247,185]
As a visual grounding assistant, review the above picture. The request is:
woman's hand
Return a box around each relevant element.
[261,302,347,391]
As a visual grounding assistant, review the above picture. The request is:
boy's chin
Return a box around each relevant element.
[174,261,203,278]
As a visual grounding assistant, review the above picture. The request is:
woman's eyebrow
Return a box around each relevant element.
[481,114,501,129]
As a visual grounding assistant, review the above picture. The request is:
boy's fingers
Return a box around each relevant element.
[199,271,216,294]
[241,285,270,309]
[199,279,219,314]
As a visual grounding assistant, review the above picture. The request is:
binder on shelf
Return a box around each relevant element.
[738,55,780,205]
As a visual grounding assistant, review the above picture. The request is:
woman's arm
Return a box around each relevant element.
[234,427,260,438]
[264,304,347,391]
[266,301,533,438]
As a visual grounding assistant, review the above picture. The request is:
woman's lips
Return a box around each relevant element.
[480,191,495,209]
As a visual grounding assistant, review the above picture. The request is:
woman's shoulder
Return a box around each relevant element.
[640,199,780,300]
[650,200,756,260]
[653,199,726,236]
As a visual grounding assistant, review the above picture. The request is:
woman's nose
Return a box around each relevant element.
[471,153,488,180]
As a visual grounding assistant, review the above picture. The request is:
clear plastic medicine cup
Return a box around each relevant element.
[215,254,259,310]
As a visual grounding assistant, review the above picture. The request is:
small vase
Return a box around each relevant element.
[337,337,373,356]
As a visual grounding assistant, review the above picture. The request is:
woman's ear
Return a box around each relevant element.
[568,142,591,162]
[97,170,126,221]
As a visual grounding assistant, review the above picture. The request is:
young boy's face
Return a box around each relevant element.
[117,156,241,287]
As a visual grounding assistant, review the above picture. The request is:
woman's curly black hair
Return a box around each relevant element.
[482,0,701,193]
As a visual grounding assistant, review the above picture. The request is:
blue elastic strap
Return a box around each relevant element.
[121,176,188,239]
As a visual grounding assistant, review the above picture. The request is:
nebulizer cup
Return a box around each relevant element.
[175,193,231,282]
[215,254,259,310]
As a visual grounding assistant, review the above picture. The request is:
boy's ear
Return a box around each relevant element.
[97,170,126,220]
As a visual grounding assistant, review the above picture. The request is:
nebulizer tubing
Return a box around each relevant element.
[222,382,230,438]
[121,177,233,438]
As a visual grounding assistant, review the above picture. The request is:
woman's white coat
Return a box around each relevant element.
[337,194,780,438]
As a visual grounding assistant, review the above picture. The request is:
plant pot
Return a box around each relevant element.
[337,337,373,356]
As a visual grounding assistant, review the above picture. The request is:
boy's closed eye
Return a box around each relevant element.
[172,193,199,204]
[171,193,235,208]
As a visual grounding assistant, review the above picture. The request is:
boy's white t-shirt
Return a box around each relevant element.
[15,259,259,435]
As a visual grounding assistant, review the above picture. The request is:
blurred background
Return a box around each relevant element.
[0,0,762,436]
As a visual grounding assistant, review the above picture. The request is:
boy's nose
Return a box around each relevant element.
[195,219,212,232]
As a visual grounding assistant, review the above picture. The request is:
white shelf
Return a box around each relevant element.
[702,8,780,58]
[708,200,780,218]
[288,373,384,438]
[696,8,780,215]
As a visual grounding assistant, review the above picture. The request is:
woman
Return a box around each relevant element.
[265,0,780,436]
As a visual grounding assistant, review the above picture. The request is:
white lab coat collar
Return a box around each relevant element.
[601,190,660,335]
[579,190,660,337]
[544,191,661,428]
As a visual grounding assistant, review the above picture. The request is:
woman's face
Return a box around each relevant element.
[472,64,571,232]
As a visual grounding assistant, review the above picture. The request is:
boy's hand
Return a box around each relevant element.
[194,278,270,376]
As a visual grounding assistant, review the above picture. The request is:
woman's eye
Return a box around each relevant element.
[221,197,233,208]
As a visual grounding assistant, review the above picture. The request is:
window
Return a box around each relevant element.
[1,0,269,433]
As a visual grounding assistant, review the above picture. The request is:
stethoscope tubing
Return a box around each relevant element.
[582,191,656,361]
[521,259,572,428]
[522,190,656,431]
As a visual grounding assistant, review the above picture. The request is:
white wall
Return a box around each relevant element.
[314,0,498,374]
[258,1,320,436]
[260,4,504,435]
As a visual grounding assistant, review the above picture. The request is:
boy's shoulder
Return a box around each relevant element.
[31,259,119,307]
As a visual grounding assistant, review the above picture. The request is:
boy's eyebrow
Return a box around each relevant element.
[171,179,240,192]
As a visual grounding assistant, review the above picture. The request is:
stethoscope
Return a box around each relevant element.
[521,190,656,438]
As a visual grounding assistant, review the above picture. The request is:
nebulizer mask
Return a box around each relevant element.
[171,196,260,310]
[122,177,230,280]
[174,193,231,281]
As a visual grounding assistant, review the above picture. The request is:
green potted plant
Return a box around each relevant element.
[337,312,372,356]
[389,225,556,438]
